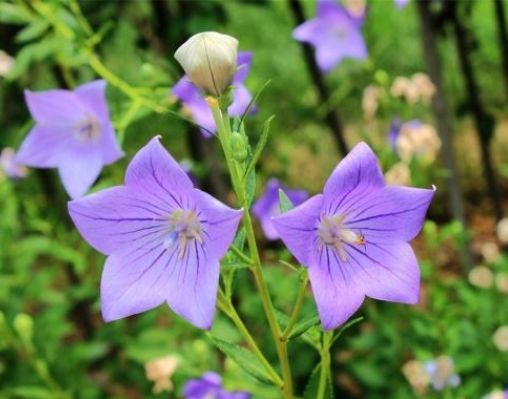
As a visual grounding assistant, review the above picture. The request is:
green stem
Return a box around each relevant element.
[217,291,283,387]
[208,98,293,398]
[316,332,332,399]
[281,272,308,341]
[230,245,254,265]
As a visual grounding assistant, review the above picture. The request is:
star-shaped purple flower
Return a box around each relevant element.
[183,372,251,399]
[293,0,368,73]
[0,148,28,180]
[68,137,242,329]
[16,80,123,199]
[172,52,255,138]
[272,142,434,330]
[252,178,308,240]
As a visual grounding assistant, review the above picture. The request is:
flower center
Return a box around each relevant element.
[75,114,101,143]
[318,214,365,261]
[163,209,202,259]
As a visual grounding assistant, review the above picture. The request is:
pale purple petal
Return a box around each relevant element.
[272,194,323,265]
[345,241,420,304]
[228,85,253,116]
[184,372,222,398]
[192,189,243,259]
[395,0,410,8]
[233,52,252,84]
[24,89,86,125]
[58,149,103,199]
[343,186,435,242]
[165,244,219,329]
[125,136,194,207]
[16,125,73,168]
[68,186,168,255]
[0,148,27,179]
[323,142,384,214]
[293,19,326,45]
[308,246,365,330]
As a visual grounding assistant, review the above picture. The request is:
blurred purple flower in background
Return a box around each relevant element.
[16,80,123,199]
[252,178,308,240]
[423,356,461,391]
[273,142,434,330]
[293,0,368,72]
[387,117,404,149]
[172,52,255,138]
[183,372,251,399]
[0,148,28,180]
[395,0,410,9]
[68,137,242,329]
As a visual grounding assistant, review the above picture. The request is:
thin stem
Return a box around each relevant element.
[316,332,332,399]
[230,245,254,265]
[217,291,283,387]
[208,99,293,398]
[281,272,308,341]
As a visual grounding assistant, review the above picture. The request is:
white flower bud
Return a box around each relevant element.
[174,31,238,96]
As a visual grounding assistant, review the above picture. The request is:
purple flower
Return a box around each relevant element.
[395,0,410,8]
[172,52,255,138]
[183,372,251,399]
[0,148,28,180]
[68,137,242,329]
[16,80,123,199]
[272,142,434,330]
[252,178,308,240]
[387,118,421,149]
[293,0,368,72]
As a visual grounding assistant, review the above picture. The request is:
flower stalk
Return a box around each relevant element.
[208,97,294,398]
[316,331,333,399]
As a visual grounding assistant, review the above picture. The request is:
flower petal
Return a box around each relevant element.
[272,194,323,266]
[165,242,219,329]
[58,149,103,198]
[293,19,326,45]
[192,189,243,259]
[323,142,384,214]
[228,85,252,116]
[125,137,194,207]
[342,241,420,304]
[343,185,435,242]
[16,125,71,168]
[24,89,86,125]
[68,186,169,255]
[233,51,252,84]
[308,245,365,330]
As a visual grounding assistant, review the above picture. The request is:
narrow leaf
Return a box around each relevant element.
[244,115,275,179]
[288,315,320,340]
[331,317,363,345]
[279,189,294,214]
[239,79,271,125]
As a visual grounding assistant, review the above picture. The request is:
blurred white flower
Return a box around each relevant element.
[497,218,508,244]
[390,76,411,98]
[345,0,366,18]
[481,242,500,263]
[385,162,411,186]
[424,356,460,391]
[402,359,429,395]
[496,273,508,294]
[0,50,14,77]
[362,84,380,120]
[468,265,494,289]
[493,326,508,351]
[483,389,508,399]
[395,122,441,164]
[411,73,435,104]
[145,355,180,394]
[174,31,238,96]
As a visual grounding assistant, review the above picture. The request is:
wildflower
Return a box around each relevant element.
[174,32,238,96]
[483,389,508,399]
[362,85,380,120]
[0,148,28,180]
[468,265,494,289]
[424,356,460,391]
[411,73,435,104]
[145,355,180,393]
[497,218,508,244]
[172,52,255,138]
[390,76,411,98]
[252,178,308,240]
[344,0,366,21]
[493,326,508,351]
[183,372,251,399]
[16,80,123,199]
[293,0,367,73]
[68,137,242,329]
[394,121,441,164]
[385,162,411,186]
[395,0,410,8]
[482,241,500,263]
[0,50,14,77]
[273,142,434,329]
[402,359,429,395]
[496,273,508,294]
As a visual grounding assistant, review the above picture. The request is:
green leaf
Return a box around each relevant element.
[288,315,320,340]
[331,317,363,345]
[239,79,271,125]
[303,364,334,399]
[244,115,275,180]
[0,3,30,24]
[233,227,246,252]
[209,336,271,383]
[245,164,256,206]
[16,19,50,43]
[278,189,294,214]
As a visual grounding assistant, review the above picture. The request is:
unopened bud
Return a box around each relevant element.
[174,32,238,96]
[230,132,248,162]
[13,313,33,343]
